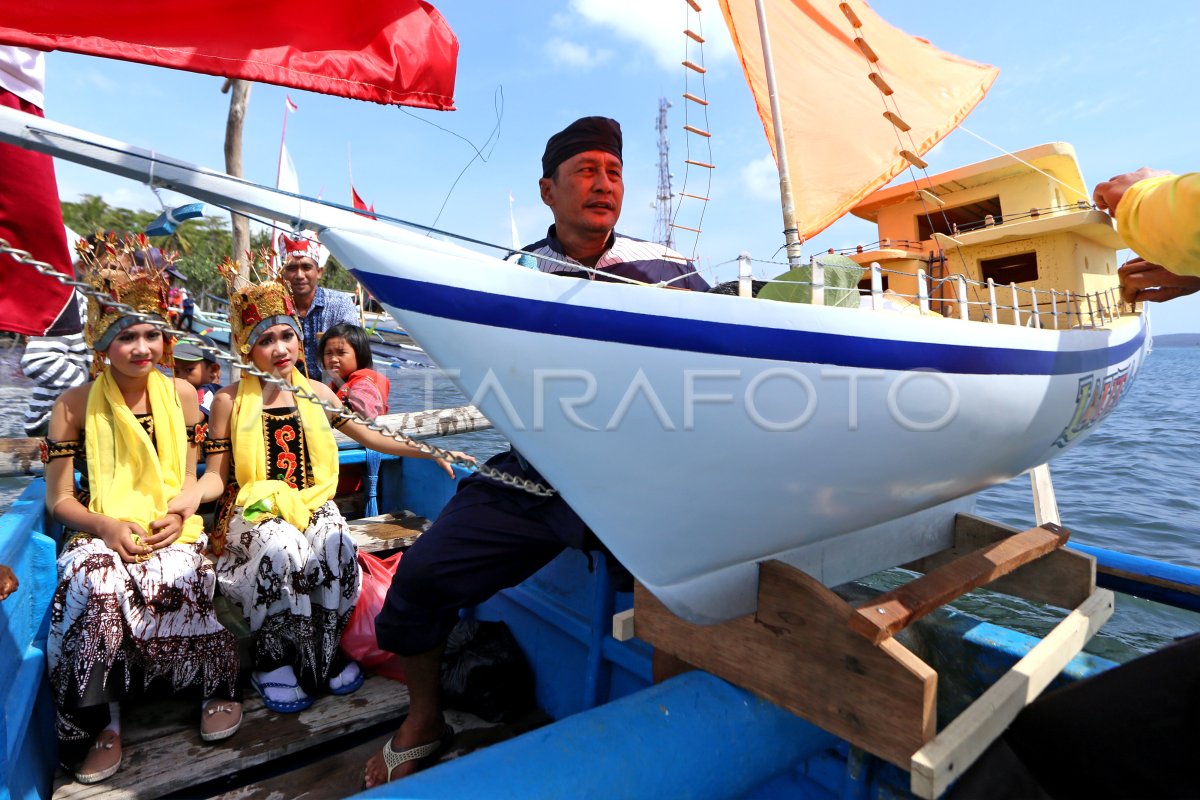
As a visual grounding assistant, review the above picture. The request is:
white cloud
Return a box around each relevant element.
[72,68,119,93]
[741,154,779,201]
[544,38,613,70]
[567,0,734,71]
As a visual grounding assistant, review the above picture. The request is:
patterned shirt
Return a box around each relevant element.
[297,286,358,382]
[520,226,710,292]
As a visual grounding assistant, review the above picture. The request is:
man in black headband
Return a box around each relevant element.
[364,118,708,788]
[526,116,709,290]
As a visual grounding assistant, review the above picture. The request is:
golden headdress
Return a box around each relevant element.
[219,247,301,356]
[78,232,174,363]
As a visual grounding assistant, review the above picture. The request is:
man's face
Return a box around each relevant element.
[539,150,624,238]
[282,257,322,299]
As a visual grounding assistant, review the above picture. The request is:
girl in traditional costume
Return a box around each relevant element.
[43,234,242,785]
[183,255,466,714]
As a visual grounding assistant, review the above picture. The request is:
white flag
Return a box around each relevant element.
[508,190,521,250]
[277,142,299,194]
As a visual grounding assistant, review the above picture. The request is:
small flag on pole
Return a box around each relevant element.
[351,185,376,219]
[285,95,298,113]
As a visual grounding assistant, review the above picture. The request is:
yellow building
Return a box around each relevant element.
[848,143,1124,323]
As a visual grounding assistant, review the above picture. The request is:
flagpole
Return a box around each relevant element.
[276,97,293,188]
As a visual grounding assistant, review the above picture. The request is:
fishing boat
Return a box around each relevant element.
[2,419,1197,799]
[0,0,1187,796]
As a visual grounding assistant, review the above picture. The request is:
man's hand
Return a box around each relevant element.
[0,565,17,601]
[1093,168,1172,216]
[1118,257,1200,304]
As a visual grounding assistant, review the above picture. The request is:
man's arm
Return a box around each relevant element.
[1098,172,1200,277]
[330,289,361,327]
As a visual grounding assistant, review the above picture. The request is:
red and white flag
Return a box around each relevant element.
[285,95,298,113]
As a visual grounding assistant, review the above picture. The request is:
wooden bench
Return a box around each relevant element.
[51,676,412,800]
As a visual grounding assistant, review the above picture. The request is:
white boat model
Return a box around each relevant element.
[0,2,1148,625]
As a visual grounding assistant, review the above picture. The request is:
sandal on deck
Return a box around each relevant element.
[379,725,454,783]
[329,661,365,696]
[200,700,244,742]
[251,673,314,714]
[75,730,122,784]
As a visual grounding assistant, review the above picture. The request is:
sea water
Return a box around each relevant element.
[2,345,1196,656]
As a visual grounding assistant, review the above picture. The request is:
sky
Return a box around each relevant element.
[38,0,1200,333]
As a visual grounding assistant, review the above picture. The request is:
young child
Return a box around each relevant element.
[172,335,222,419]
[319,323,390,419]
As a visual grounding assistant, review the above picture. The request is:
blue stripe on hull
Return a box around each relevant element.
[355,272,1146,376]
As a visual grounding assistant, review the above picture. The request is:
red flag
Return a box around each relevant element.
[0,0,458,110]
[351,186,377,220]
[0,91,75,337]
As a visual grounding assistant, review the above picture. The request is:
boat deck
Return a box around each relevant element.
[49,510,549,800]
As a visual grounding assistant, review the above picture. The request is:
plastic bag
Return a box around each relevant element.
[340,551,407,681]
[440,619,535,723]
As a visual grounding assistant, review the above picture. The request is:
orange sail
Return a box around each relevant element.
[717,0,998,239]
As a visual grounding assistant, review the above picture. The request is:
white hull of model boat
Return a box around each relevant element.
[323,228,1148,622]
[0,107,1148,622]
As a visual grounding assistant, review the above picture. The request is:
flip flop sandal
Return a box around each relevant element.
[200,700,244,742]
[75,730,122,784]
[251,674,314,714]
[329,663,365,696]
[378,725,455,784]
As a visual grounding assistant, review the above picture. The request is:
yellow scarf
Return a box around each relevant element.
[85,367,202,546]
[232,369,338,531]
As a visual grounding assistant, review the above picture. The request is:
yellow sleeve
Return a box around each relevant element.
[1116,173,1200,276]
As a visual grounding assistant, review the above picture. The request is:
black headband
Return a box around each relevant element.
[541,116,623,179]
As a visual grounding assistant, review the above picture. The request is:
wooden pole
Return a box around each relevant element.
[753,0,810,296]
[222,79,252,277]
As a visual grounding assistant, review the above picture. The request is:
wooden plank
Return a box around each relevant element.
[52,675,410,800]
[331,405,491,448]
[635,560,937,768]
[910,589,1115,799]
[347,511,430,554]
[611,608,635,642]
[904,514,1095,609]
[1029,463,1061,525]
[0,436,41,477]
[209,708,550,800]
[851,524,1069,644]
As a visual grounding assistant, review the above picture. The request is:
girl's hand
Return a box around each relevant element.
[145,512,184,549]
[434,450,476,479]
[167,486,202,522]
[99,519,154,564]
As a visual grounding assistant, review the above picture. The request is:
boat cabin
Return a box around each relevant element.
[848,143,1125,323]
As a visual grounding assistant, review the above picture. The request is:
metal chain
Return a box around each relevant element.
[0,239,556,497]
